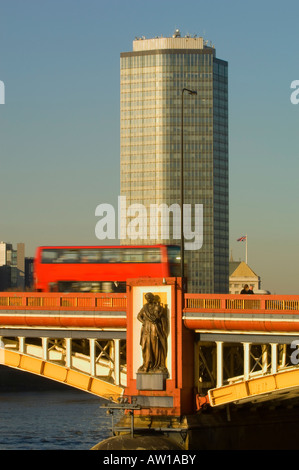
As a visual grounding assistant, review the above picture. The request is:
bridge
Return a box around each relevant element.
[1,278,299,417]
[0,292,127,401]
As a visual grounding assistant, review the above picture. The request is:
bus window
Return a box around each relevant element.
[58,250,79,263]
[41,250,59,263]
[101,249,113,263]
[167,246,181,276]
[143,249,161,263]
[122,249,144,263]
[108,249,122,263]
[167,246,181,262]
[79,249,100,263]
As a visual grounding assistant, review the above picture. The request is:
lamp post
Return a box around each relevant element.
[181,88,197,305]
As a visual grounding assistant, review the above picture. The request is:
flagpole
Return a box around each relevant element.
[237,235,248,263]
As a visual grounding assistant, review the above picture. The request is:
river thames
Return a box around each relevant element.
[0,366,117,450]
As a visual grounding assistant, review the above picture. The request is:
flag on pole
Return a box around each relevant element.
[237,235,248,264]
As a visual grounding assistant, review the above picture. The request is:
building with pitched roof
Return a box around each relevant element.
[229,261,261,294]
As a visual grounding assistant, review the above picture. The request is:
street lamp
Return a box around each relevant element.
[181,88,197,305]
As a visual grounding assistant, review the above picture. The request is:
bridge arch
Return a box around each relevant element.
[208,367,299,407]
[0,348,124,402]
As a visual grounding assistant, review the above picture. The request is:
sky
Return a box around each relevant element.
[0,0,298,294]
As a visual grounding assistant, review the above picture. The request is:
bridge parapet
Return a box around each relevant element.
[0,292,127,310]
[183,294,299,334]
[185,293,299,313]
[0,292,127,329]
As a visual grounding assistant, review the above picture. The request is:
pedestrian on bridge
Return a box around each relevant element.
[240,284,249,294]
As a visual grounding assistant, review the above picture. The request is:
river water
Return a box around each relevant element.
[4,367,299,451]
[0,367,119,450]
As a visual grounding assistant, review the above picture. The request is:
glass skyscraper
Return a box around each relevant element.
[120,31,228,293]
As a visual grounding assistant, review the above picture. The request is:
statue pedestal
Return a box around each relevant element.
[136,371,168,391]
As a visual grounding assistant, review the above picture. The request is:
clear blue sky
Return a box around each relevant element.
[0,0,298,294]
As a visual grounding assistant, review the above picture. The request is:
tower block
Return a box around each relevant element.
[125,277,195,417]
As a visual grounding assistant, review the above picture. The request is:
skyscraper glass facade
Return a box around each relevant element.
[120,36,228,293]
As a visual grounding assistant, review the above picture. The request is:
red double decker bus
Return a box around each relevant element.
[33,244,181,293]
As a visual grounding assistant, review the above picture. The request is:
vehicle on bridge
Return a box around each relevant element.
[33,244,181,293]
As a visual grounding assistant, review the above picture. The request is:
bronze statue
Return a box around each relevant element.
[137,292,168,374]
